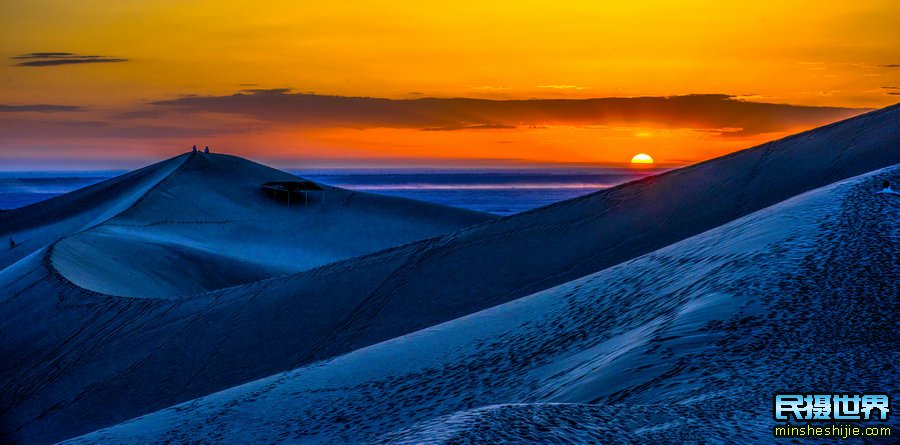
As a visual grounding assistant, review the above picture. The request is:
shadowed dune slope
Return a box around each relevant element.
[68,164,899,444]
[1,104,899,444]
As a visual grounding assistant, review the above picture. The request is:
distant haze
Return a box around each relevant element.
[0,167,667,215]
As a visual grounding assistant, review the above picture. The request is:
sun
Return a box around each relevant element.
[631,153,654,164]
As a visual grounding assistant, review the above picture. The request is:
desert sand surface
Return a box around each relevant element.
[66,162,899,444]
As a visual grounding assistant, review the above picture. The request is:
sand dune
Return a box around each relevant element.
[2,153,492,298]
[65,164,900,444]
[1,104,899,444]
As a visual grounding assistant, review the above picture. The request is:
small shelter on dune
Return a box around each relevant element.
[262,181,325,207]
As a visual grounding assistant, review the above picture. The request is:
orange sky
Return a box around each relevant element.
[1,1,898,169]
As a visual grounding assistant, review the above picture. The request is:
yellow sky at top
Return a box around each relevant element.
[2,0,898,108]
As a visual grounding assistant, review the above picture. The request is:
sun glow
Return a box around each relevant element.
[631,153,654,164]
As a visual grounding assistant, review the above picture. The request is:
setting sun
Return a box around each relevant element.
[631,153,654,164]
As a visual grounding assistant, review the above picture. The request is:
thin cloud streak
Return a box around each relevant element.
[12,52,127,67]
[0,104,85,112]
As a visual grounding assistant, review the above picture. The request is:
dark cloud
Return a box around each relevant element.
[881,86,899,89]
[12,52,127,67]
[151,91,869,136]
[0,104,85,112]
[237,88,292,95]
[887,92,900,96]
[877,64,900,68]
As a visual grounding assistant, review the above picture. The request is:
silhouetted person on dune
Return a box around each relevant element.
[9,237,15,249]
[204,146,210,153]
[192,145,197,153]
